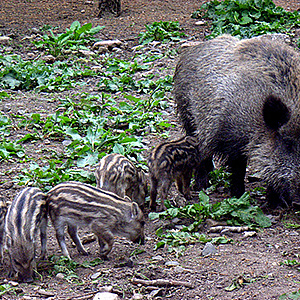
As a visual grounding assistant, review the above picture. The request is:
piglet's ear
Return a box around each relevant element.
[131,202,140,219]
[263,95,290,131]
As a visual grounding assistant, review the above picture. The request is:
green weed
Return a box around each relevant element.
[139,21,186,44]
[279,290,300,300]
[0,54,96,91]
[193,0,300,39]
[0,283,16,297]
[32,21,104,57]
[149,192,271,255]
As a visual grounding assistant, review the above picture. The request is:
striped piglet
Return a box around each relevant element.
[47,181,145,259]
[5,187,47,283]
[95,153,147,210]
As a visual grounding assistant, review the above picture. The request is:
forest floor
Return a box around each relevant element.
[0,0,300,299]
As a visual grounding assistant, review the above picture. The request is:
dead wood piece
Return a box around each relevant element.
[209,225,250,233]
[131,278,194,289]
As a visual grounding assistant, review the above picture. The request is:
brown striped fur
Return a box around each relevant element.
[95,153,147,210]
[47,181,144,259]
[5,187,47,283]
[148,136,200,211]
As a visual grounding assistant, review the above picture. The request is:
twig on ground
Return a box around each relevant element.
[131,278,194,288]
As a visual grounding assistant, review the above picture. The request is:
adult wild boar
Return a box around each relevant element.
[173,34,300,207]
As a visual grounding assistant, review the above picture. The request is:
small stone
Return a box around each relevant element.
[93,39,123,50]
[181,41,202,49]
[41,55,56,64]
[27,53,36,58]
[0,36,11,44]
[21,35,36,41]
[98,286,113,293]
[8,281,18,287]
[93,292,120,300]
[78,49,96,57]
[151,255,164,261]
[165,260,179,267]
[91,272,101,280]
[31,27,39,33]
[56,273,65,280]
[62,140,72,147]
[195,21,205,26]
[202,242,217,256]
[91,66,103,72]
[37,289,55,297]
[131,293,143,300]
[243,231,257,238]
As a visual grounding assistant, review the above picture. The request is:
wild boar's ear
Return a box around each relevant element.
[131,202,140,219]
[263,95,290,131]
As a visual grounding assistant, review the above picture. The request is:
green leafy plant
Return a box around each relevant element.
[149,191,271,255]
[49,255,80,282]
[0,139,25,161]
[97,55,173,96]
[192,0,300,39]
[280,259,300,267]
[14,91,170,188]
[32,21,104,57]
[0,54,96,91]
[139,21,186,44]
[0,283,16,297]
[207,167,231,192]
[0,91,10,99]
[279,290,300,300]
[16,159,95,190]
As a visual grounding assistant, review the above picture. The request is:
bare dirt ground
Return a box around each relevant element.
[0,0,300,299]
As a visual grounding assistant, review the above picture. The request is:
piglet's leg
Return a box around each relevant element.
[40,215,47,260]
[91,223,114,259]
[67,224,88,256]
[54,220,71,259]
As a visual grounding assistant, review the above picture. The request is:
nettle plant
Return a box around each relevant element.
[15,92,172,189]
[149,191,271,256]
[0,54,96,91]
[139,21,186,44]
[32,21,104,57]
[192,0,300,39]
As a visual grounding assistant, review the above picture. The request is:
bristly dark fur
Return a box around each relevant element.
[46,181,144,259]
[174,34,300,208]
[0,197,7,264]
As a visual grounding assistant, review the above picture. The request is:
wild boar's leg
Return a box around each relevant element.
[193,158,214,191]
[228,156,247,198]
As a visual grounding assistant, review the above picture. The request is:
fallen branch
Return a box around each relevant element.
[209,225,250,233]
[131,278,194,289]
